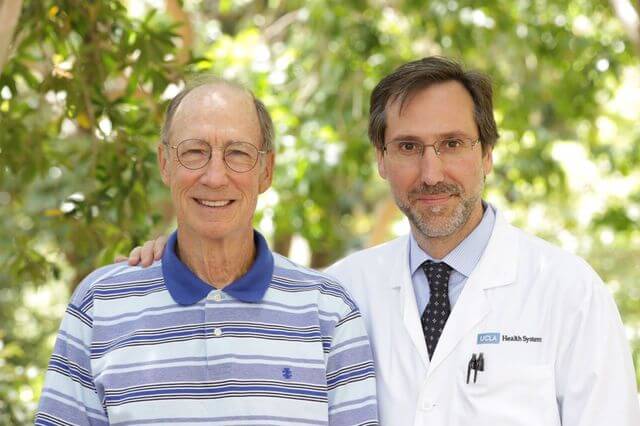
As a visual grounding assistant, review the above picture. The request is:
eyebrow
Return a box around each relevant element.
[387,134,422,143]
[176,138,253,146]
[388,130,476,143]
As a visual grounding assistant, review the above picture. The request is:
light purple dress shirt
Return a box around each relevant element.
[409,202,496,314]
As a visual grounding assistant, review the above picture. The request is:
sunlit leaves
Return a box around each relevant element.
[1,1,639,420]
[0,1,181,422]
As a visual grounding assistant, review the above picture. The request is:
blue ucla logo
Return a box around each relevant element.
[477,332,500,344]
[282,367,293,379]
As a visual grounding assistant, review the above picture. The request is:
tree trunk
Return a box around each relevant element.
[0,0,22,74]
[310,250,333,270]
[610,0,640,54]
[273,231,293,257]
[368,195,400,247]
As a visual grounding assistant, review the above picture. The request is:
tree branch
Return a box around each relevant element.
[263,9,303,42]
[165,0,193,64]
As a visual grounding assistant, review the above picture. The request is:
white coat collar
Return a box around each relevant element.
[389,208,520,373]
[385,208,517,288]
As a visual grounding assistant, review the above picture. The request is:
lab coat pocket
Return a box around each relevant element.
[457,363,560,426]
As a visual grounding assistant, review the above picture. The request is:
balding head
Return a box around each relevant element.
[161,77,274,153]
[156,76,276,248]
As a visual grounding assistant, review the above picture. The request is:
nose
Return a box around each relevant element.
[419,147,445,186]
[198,150,229,187]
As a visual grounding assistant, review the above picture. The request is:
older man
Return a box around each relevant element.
[36,79,378,425]
[128,58,640,425]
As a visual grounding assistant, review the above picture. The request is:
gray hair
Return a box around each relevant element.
[369,56,499,152]
[160,76,275,152]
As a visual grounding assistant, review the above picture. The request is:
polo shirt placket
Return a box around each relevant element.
[204,289,231,379]
[162,230,275,383]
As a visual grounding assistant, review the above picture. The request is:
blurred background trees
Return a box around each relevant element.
[1,0,639,422]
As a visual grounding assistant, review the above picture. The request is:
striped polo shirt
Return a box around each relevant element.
[36,231,378,425]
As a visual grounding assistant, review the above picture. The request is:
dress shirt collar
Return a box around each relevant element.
[409,201,496,277]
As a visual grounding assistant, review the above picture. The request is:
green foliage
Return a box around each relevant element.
[0,1,181,422]
[1,0,639,422]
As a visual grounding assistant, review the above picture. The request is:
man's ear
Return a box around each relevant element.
[482,145,493,176]
[258,151,275,193]
[376,147,388,180]
[158,143,170,185]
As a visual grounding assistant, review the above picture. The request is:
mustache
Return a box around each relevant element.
[408,182,461,197]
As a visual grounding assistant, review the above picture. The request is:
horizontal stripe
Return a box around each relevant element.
[105,386,328,406]
[40,388,108,419]
[330,394,378,413]
[113,414,327,426]
[47,355,95,390]
[66,303,92,328]
[101,353,326,372]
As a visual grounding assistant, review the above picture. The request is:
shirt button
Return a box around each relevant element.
[213,328,222,337]
[212,292,222,302]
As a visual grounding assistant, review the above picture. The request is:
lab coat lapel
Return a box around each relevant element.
[427,212,519,375]
[393,236,431,370]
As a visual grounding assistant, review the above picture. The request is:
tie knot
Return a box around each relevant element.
[421,260,452,292]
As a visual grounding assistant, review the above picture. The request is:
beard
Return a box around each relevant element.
[395,180,483,238]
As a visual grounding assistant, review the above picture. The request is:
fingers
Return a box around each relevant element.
[114,255,128,263]
[139,240,156,267]
[126,235,169,268]
[153,235,168,261]
[127,246,142,266]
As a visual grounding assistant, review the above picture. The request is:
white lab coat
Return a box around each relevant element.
[326,210,640,425]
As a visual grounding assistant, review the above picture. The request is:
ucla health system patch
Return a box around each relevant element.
[477,332,543,344]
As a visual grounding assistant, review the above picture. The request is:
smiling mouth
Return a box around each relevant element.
[195,198,233,208]
[415,194,454,204]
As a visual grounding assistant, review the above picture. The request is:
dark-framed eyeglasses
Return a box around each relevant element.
[166,138,267,173]
[383,137,481,163]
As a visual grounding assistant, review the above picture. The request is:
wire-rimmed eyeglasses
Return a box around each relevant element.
[383,138,481,163]
[166,138,267,173]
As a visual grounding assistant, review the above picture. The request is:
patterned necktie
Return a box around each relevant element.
[421,260,453,359]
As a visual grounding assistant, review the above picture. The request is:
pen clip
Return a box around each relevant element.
[476,353,484,371]
[473,353,484,383]
[466,353,477,384]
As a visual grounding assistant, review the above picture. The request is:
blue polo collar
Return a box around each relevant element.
[161,230,274,305]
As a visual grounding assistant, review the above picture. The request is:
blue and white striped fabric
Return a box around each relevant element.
[36,231,378,425]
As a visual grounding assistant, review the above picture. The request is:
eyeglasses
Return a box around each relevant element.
[383,138,480,163]
[166,139,267,173]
